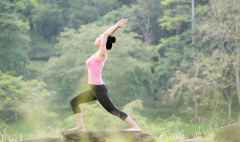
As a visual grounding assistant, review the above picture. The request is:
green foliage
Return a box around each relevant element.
[0,71,59,136]
[31,3,65,41]
[0,71,51,124]
[0,0,30,75]
[130,0,161,44]
[160,15,188,31]
[43,0,121,29]
[99,0,163,44]
[198,0,240,45]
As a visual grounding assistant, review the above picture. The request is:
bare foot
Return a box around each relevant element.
[121,127,142,132]
[62,127,87,135]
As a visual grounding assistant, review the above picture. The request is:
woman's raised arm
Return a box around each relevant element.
[96,19,128,58]
[102,18,128,36]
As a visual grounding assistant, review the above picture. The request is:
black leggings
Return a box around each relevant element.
[70,84,128,120]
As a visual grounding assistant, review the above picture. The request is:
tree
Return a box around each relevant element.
[31,3,65,41]
[0,0,31,75]
[198,0,240,109]
[0,71,50,123]
[131,0,161,44]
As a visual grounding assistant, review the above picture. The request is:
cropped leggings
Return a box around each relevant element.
[70,84,128,120]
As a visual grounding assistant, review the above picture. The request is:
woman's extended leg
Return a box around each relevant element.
[122,114,141,131]
[94,85,141,131]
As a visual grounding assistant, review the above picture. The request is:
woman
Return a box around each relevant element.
[66,19,141,133]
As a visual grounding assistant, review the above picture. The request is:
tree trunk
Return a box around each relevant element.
[193,58,200,121]
[228,99,232,120]
[193,95,199,121]
[236,47,240,118]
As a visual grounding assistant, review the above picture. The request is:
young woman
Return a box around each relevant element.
[66,19,141,133]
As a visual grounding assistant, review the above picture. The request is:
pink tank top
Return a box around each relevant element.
[85,55,106,85]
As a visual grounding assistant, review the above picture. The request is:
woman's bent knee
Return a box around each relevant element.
[70,98,81,114]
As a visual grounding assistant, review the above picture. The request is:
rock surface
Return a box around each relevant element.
[214,123,240,142]
[62,130,155,142]
[20,130,155,142]
[20,137,63,142]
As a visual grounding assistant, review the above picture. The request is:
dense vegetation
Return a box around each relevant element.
[0,0,240,141]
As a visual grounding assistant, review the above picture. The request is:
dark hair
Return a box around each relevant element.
[106,36,116,50]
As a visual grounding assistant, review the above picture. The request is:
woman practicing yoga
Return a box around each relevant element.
[67,18,141,133]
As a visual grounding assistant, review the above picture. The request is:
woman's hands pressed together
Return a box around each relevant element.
[116,18,128,28]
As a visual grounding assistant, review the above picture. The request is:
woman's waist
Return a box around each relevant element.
[87,83,107,92]
[87,80,105,86]
[88,83,105,87]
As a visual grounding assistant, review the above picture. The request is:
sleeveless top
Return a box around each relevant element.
[85,55,106,85]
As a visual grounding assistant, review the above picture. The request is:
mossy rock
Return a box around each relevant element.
[20,130,155,142]
[214,123,240,142]
[62,130,156,142]
[20,137,63,142]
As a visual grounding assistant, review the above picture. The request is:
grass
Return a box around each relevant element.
[0,100,236,142]
[0,129,23,142]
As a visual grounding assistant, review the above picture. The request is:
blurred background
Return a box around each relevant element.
[0,0,240,141]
